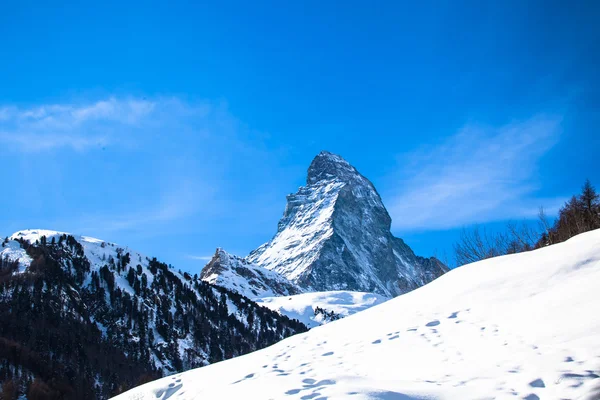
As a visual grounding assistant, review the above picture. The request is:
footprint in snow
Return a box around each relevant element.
[448,311,459,319]
[322,351,334,356]
[529,378,545,388]
[426,320,440,327]
[372,339,382,344]
[300,393,322,400]
[561,372,600,380]
[286,379,336,396]
[155,383,183,400]
[232,373,256,384]
[388,335,399,340]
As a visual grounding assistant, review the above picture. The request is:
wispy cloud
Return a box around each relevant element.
[388,115,564,231]
[1,95,274,240]
[0,97,200,152]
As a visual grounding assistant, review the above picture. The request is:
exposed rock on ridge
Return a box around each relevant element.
[200,248,302,298]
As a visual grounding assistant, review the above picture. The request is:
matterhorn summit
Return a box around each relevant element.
[246,151,447,297]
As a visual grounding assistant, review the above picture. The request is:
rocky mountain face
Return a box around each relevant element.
[246,151,448,297]
[200,248,301,298]
[0,230,307,399]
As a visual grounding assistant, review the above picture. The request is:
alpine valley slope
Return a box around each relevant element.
[203,151,447,299]
[114,229,600,400]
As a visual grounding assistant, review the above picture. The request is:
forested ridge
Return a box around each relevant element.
[0,233,307,399]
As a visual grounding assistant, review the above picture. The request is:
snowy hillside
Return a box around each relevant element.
[256,291,389,328]
[114,229,600,400]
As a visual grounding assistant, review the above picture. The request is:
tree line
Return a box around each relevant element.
[454,179,600,266]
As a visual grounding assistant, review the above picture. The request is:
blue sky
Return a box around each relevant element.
[1,1,599,272]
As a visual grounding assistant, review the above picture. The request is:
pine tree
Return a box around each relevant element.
[580,179,600,230]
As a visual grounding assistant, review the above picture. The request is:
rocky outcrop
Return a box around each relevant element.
[200,248,301,298]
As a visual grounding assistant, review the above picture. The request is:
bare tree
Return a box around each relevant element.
[506,221,537,252]
[456,180,600,266]
[453,225,507,266]
[454,221,541,266]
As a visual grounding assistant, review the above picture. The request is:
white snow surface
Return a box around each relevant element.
[113,229,600,400]
[1,239,32,272]
[248,179,346,282]
[256,291,389,328]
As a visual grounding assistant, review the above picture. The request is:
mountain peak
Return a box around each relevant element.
[250,151,448,297]
[307,151,359,185]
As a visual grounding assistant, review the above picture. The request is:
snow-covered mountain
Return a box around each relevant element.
[200,248,302,298]
[113,228,600,400]
[245,151,447,297]
[255,291,389,329]
[0,229,307,399]
[197,151,439,327]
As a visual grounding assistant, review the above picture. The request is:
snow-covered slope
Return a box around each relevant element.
[200,248,302,298]
[246,151,447,297]
[256,291,389,328]
[114,229,600,400]
[0,237,32,272]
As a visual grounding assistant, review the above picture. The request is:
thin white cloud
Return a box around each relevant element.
[0,97,176,152]
[1,95,282,256]
[0,132,110,152]
[388,115,564,231]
